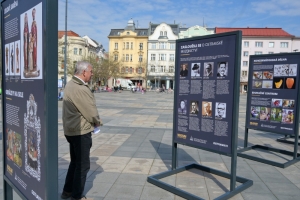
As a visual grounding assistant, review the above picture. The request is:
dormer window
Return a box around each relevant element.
[160,31,163,36]
[127,32,130,35]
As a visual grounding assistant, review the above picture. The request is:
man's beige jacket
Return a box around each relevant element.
[63,76,101,136]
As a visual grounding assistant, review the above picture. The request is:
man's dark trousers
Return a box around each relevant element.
[63,132,92,199]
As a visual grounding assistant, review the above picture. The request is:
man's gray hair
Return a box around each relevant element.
[74,61,91,75]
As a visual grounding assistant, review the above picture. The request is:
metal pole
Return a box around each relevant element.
[64,0,68,87]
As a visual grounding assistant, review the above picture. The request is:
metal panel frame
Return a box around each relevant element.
[239,52,300,169]
[148,31,253,200]
[1,0,58,199]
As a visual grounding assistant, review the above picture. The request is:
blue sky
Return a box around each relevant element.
[58,0,300,51]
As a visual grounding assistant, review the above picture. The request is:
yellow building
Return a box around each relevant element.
[108,19,148,87]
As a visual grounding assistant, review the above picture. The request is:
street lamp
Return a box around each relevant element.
[139,43,143,87]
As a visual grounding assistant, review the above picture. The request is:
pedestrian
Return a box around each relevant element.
[61,61,102,200]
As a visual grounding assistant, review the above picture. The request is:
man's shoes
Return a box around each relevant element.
[61,191,72,199]
[71,197,93,200]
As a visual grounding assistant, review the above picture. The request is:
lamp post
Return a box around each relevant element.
[139,43,142,87]
[64,0,68,87]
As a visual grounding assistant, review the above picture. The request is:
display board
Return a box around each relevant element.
[1,0,58,199]
[174,32,240,155]
[246,53,300,135]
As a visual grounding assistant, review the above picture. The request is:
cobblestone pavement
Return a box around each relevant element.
[1,91,300,199]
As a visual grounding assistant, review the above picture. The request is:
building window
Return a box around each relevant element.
[255,51,262,55]
[280,42,288,48]
[114,54,118,61]
[164,31,167,36]
[73,61,77,68]
[126,54,129,61]
[269,42,274,48]
[159,42,166,49]
[243,51,248,57]
[242,71,248,76]
[79,48,82,55]
[129,67,133,74]
[243,61,248,66]
[126,42,129,49]
[160,66,166,72]
[130,54,132,62]
[138,67,142,74]
[244,41,249,47]
[160,31,163,36]
[139,43,143,50]
[255,42,263,47]
[115,43,118,50]
[74,48,78,55]
[61,60,64,69]
[125,67,128,73]
[159,54,166,61]
[139,55,143,62]
[151,43,156,49]
[121,67,125,73]
[62,47,65,54]
[131,42,133,49]
[169,54,174,61]
[151,65,155,72]
[269,52,274,54]
[170,43,175,49]
[169,66,174,73]
[151,54,155,61]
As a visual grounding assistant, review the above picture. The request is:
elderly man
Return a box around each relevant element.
[190,101,199,114]
[61,61,102,200]
[204,63,213,77]
[215,102,226,118]
[203,102,212,116]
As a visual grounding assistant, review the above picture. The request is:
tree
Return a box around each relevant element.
[58,40,73,77]
[98,53,123,85]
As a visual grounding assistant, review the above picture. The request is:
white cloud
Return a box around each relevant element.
[251,0,300,16]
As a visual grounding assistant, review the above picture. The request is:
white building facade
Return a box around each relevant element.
[147,23,179,89]
[216,28,300,92]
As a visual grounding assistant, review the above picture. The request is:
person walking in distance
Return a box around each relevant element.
[61,61,102,200]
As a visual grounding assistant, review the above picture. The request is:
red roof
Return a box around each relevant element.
[58,30,80,39]
[215,27,294,37]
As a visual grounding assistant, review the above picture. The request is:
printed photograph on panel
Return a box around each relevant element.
[285,77,296,89]
[250,106,260,119]
[288,64,297,76]
[282,99,295,108]
[260,107,271,121]
[178,100,187,114]
[253,81,262,88]
[191,63,200,77]
[282,109,294,124]
[253,71,262,79]
[217,62,228,77]
[190,100,199,114]
[273,78,284,89]
[6,129,22,167]
[10,42,15,74]
[203,62,214,77]
[24,94,41,181]
[271,99,282,107]
[274,64,289,76]
[5,44,10,75]
[180,63,188,77]
[202,101,212,117]
[15,40,21,75]
[262,80,273,89]
[215,102,226,118]
[20,3,43,79]
[263,71,273,79]
[271,108,282,122]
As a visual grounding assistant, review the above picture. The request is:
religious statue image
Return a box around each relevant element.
[22,7,40,78]
[24,94,41,181]
[10,45,14,73]
[16,43,20,73]
[31,8,37,69]
[29,32,34,71]
[24,13,29,70]
[5,46,9,73]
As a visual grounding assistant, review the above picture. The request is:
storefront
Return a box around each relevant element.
[148,76,174,89]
